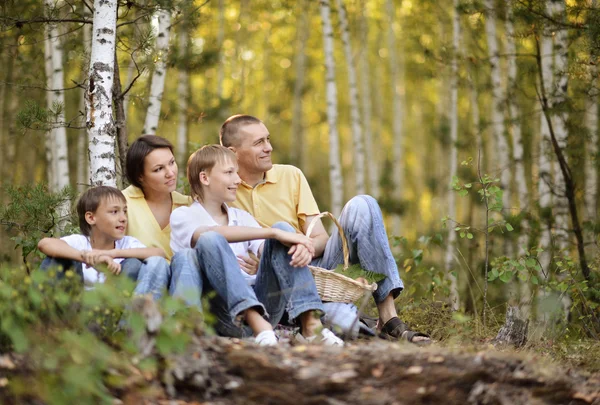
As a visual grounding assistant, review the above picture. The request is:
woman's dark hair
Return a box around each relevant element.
[126,135,174,189]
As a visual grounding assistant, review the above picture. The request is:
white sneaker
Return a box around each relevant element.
[254,330,278,346]
[295,328,345,347]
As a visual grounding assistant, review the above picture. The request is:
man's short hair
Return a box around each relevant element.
[77,186,126,236]
[126,135,174,189]
[187,145,237,202]
[219,114,262,147]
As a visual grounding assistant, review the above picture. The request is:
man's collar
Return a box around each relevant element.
[240,166,279,189]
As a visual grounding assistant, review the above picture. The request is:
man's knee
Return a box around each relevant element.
[346,195,378,213]
[272,221,295,233]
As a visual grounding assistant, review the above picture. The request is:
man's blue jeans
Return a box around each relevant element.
[40,256,171,300]
[169,222,324,338]
[311,195,404,304]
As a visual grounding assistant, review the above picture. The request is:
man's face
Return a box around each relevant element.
[234,122,273,176]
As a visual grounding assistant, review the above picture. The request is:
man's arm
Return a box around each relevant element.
[302,215,329,258]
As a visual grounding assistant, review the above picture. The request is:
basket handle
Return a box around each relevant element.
[306,212,350,271]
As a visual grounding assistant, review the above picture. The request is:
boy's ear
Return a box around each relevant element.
[199,171,209,186]
[84,211,96,226]
[227,146,237,154]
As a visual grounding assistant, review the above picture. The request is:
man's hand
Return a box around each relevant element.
[237,253,259,275]
[273,229,315,256]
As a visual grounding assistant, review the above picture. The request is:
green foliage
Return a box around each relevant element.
[16,100,51,131]
[0,183,77,265]
[0,264,210,405]
[332,263,385,284]
[488,248,543,285]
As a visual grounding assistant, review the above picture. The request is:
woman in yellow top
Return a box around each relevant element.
[122,135,192,261]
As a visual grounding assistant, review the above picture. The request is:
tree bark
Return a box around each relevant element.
[387,0,404,234]
[445,0,461,311]
[216,0,225,99]
[143,8,172,135]
[484,0,511,212]
[113,49,128,188]
[336,0,365,195]
[320,0,343,216]
[359,4,378,199]
[586,1,599,222]
[78,14,92,192]
[176,26,190,178]
[291,0,309,170]
[86,0,118,187]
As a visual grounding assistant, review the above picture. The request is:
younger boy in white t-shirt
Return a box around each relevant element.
[38,186,171,298]
[169,145,343,346]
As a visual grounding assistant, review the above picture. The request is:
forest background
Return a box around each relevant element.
[0,0,600,355]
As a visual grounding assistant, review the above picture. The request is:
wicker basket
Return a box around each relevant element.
[307,212,377,303]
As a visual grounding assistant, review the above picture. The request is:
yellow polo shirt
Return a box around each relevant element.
[230,164,320,233]
[122,185,192,261]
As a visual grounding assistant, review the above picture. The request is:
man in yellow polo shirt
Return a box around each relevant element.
[220,114,430,345]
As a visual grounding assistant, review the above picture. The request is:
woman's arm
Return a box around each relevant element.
[38,238,84,262]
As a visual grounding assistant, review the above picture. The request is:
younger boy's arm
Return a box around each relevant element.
[38,238,85,262]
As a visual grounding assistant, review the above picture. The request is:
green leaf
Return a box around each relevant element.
[467,233,473,239]
[531,275,539,285]
[458,189,469,197]
[506,223,514,232]
[499,270,513,283]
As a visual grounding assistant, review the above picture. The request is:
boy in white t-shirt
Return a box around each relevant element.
[169,145,343,346]
[38,186,171,299]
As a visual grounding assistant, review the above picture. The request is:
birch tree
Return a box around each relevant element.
[336,0,365,195]
[586,0,599,221]
[360,5,378,199]
[77,16,92,191]
[177,26,190,177]
[143,8,172,135]
[387,0,404,234]
[320,0,343,216]
[216,0,225,99]
[548,0,570,249]
[445,0,460,311]
[290,0,310,170]
[484,0,511,212]
[86,0,118,186]
[44,0,71,226]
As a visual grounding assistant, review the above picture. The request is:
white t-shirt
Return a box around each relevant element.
[170,202,263,285]
[60,234,146,288]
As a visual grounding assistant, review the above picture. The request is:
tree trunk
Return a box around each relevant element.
[360,5,378,199]
[549,0,570,250]
[320,0,343,216]
[585,78,598,221]
[291,0,309,170]
[484,0,511,212]
[77,16,92,192]
[44,26,57,189]
[44,0,71,230]
[86,0,118,187]
[113,49,128,188]
[176,26,190,178]
[143,9,172,135]
[216,0,225,99]
[336,0,365,195]
[494,306,529,348]
[387,0,404,234]
[445,0,461,311]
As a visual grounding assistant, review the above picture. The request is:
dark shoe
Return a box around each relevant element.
[378,317,431,346]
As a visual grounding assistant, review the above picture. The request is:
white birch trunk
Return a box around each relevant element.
[506,5,530,315]
[86,0,118,187]
[78,16,92,191]
[336,0,365,195]
[44,28,57,189]
[291,0,309,170]
[445,0,460,311]
[387,0,404,234]
[143,9,172,135]
[177,28,189,179]
[484,0,511,212]
[469,71,482,157]
[585,79,598,220]
[548,0,570,249]
[320,0,343,216]
[44,0,71,229]
[360,6,378,199]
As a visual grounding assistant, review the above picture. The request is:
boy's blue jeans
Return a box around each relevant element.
[40,256,171,300]
[311,195,404,304]
[169,222,324,338]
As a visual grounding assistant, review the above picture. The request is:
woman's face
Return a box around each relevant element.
[139,148,178,196]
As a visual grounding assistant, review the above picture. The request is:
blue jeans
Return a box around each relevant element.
[311,195,404,304]
[40,256,171,300]
[169,222,324,338]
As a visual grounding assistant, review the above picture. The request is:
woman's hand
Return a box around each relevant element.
[237,253,259,275]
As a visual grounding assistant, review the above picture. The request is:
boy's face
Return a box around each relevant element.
[201,158,241,203]
[85,197,128,241]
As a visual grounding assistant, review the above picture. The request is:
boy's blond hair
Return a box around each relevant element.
[187,145,237,202]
